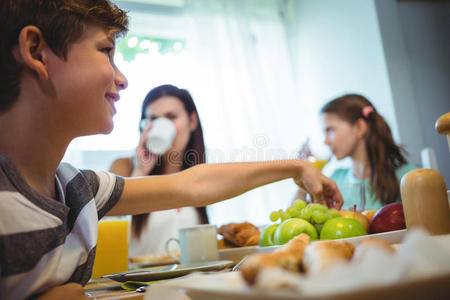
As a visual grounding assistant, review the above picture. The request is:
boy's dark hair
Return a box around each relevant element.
[0,0,128,113]
[321,94,408,205]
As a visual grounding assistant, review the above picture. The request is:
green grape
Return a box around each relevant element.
[324,210,333,221]
[307,203,328,213]
[329,209,341,218]
[280,211,290,222]
[270,210,280,222]
[286,206,299,218]
[299,207,312,221]
[312,210,327,224]
[293,199,307,211]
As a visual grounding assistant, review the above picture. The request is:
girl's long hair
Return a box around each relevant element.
[321,94,408,204]
[132,84,208,239]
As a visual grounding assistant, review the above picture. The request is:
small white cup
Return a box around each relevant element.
[142,117,176,155]
[165,224,219,264]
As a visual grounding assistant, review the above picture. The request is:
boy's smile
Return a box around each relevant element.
[46,25,128,136]
[105,92,120,116]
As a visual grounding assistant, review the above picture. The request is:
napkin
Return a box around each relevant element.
[121,279,165,291]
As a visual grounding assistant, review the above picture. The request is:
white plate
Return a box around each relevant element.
[182,274,450,300]
[218,246,258,263]
[102,260,233,282]
[129,257,178,270]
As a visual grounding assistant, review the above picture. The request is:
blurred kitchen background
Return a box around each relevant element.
[62,0,450,226]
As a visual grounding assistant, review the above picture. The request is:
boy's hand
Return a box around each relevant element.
[132,122,158,176]
[294,161,343,209]
[36,283,88,300]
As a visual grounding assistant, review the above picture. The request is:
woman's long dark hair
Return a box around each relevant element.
[132,84,209,239]
[321,94,408,205]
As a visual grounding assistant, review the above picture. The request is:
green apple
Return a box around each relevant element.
[259,223,279,247]
[273,218,318,245]
[320,217,367,240]
[314,223,324,235]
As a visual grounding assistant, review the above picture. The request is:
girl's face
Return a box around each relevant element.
[145,96,198,156]
[322,113,365,160]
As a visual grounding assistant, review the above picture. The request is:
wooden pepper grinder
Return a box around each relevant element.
[400,112,450,235]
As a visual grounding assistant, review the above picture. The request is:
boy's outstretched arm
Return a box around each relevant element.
[107,160,343,216]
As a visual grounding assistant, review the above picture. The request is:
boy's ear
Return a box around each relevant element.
[16,25,50,80]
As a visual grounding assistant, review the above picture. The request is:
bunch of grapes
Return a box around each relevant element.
[269,199,341,233]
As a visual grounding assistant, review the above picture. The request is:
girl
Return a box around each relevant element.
[320,94,416,209]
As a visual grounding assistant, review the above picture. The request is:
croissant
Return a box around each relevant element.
[240,233,311,285]
[218,222,260,247]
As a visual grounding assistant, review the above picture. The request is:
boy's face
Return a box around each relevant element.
[46,25,127,136]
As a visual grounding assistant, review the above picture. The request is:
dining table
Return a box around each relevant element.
[84,261,235,299]
[84,277,144,299]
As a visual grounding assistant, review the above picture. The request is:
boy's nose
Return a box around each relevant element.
[115,68,128,91]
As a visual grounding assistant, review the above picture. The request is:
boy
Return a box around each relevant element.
[0,1,342,299]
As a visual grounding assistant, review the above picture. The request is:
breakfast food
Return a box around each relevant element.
[129,252,179,264]
[352,237,395,262]
[240,233,311,285]
[240,236,398,286]
[264,201,343,244]
[218,222,260,247]
[217,237,236,249]
[302,240,354,275]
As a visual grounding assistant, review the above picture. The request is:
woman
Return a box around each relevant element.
[297,94,415,210]
[109,84,209,257]
[321,94,416,210]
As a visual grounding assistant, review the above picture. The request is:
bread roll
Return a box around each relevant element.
[352,238,395,262]
[240,233,310,285]
[302,240,354,275]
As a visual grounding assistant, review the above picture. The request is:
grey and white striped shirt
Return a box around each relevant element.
[0,152,124,299]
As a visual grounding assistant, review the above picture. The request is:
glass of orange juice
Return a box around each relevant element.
[91,217,130,278]
[307,156,328,171]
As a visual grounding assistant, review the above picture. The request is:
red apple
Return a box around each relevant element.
[370,203,406,234]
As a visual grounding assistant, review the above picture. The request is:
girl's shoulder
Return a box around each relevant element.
[328,167,352,180]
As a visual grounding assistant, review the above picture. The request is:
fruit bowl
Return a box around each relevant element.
[256,229,407,254]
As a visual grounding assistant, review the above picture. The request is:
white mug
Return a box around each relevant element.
[141,117,176,155]
[165,224,219,264]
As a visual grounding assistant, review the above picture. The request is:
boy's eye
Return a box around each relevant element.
[101,47,113,58]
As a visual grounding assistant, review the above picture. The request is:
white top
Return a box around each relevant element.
[129,207,200,257]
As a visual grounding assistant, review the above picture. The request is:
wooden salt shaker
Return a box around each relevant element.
[400,112,450,235]
[401,169,450,235]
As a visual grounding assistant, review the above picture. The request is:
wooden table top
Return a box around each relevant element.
[84,278,144,299]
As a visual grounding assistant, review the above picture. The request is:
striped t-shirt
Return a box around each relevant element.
[0,152,124,299]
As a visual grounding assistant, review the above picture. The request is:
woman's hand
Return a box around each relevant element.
[36,283,88,300]
[294,162,343,210]
[132,122,159,176]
